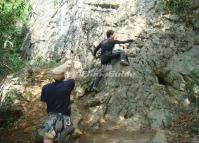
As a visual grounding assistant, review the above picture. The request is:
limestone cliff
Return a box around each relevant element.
[1,0,199,131]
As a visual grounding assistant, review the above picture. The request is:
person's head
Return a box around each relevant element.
[106,30,117,39]
[52,73,65,81]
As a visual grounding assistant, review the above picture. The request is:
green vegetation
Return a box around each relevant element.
[0,0,31,77]
[162,0,192,15]
[33,57,60,69]
[186,80,199,106]
[189,122,199,135]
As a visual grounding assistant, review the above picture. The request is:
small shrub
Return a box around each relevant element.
[9,53,25,70]
[162,0,192,15]
[185,80,199,106]
[188,122,199,135]
[33,57,59,69]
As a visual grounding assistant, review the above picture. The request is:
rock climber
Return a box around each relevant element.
[91,30,134,92]
[40,53,77,143]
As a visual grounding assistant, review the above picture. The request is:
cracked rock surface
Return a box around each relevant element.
[2,0,199,130]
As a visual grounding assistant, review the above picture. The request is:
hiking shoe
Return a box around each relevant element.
[92,87,100,93]
[120,60,130,66]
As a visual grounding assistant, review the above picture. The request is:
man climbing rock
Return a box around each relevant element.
[40,54,77,143]
[92,30,133,92]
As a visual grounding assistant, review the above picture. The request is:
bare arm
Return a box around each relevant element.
[71,60,77,80]
[70,51,77,80]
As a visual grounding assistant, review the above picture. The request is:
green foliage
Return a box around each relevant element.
[33,57,60,69]
[188,123,199,135]
[0,0,30,77]
[9,53,25,69]
[162,0,192,15]
[191,18,199,29]
[185,80,199,106]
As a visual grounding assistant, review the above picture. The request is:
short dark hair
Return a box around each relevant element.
[106,30,115,38]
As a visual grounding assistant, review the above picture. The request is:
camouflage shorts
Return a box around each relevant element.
[42,113,74,141]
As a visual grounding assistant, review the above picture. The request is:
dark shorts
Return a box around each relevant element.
[42,113,74,141]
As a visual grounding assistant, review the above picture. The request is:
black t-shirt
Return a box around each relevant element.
[93,39,133,57]
[41,79,75,116]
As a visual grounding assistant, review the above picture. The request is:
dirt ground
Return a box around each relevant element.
[0,71,198,143]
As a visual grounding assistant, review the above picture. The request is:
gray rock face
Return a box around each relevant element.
[3,0,198,129]
[151,130,168,143]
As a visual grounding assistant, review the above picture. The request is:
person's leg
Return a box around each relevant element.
[58,123,74,143]
[92,64,106,92]
[108,51,120,61]
[91,51,128,92]
[109,51,129,66]
[119,50,129,66]
[42,114,57,143]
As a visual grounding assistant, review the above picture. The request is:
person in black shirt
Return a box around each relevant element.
[92,30,133,92]
[41,79,75,116]
[41,57,77,143]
